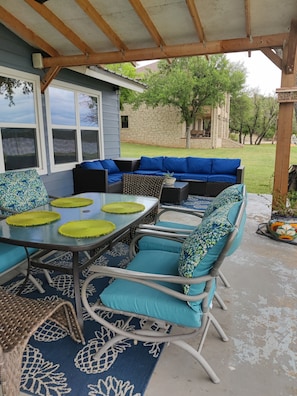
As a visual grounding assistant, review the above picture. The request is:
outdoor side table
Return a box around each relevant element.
[161,181,189,204]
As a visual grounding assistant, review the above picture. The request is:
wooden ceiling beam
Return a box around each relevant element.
[40,66,61,92]
[244,0,252,40]
[75,0,127,52]
[186,0,206,44]
[261,48,282,69]
[25,0,94,55]
[40,33,288,69]
[0,6,59,57]
[129,0,166,48]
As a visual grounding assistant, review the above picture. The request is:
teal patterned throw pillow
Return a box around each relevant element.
[203,184,245,218]
[0,169,49,214]
[178,201,242,311]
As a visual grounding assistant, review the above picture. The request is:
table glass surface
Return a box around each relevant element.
[0,192,158,251]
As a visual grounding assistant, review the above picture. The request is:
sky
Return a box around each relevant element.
[138,50,282,96]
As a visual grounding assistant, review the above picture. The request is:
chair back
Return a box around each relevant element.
[123,174,165,223]
[0,169,49,215]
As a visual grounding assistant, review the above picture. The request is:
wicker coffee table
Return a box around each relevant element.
[161,181,189,204]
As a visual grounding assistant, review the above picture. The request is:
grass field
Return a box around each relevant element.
[120,142,297,194]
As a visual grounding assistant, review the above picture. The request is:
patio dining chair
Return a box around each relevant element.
[0,287,84,396]
[0,169,54,290]
[122,173,165,241]
[82,196,246,384]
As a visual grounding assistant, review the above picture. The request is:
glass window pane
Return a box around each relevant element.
[52,129,77,164]
[79,93,98,127]
[0,77,35,123]
[81,130,99,160]
[2,128,38,170]
[49,87,76,125]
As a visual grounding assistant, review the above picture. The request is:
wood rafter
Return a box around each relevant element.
[41,33,288,69]
[185,0,206,44]
[40,66,61,92]
[0,6,59,57]
[261,48,282,69]
[75,0,127,53]
[25,0,94,55]
[244,0,252,40]
[129,0,166,49]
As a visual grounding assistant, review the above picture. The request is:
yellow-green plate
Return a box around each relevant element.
[101,202,145,214]
[50,197,94,208]
[6,211,61,227]
[58,219,116,238]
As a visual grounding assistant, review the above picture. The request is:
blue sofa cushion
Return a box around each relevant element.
[178,201,241,311]
[212,158,240,175]
[139,156,164,171]
[179,173,209,181]
[207,174,237,183]
[203,184,246,218]
[187,157,213,174]
[101,159,121,174]
[80,160,105,170]
[163,157,187,173]
[108,173,123,183]
[100,250,205,328]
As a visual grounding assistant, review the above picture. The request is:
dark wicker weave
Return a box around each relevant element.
[0,288,84,396]
[122,174,165,242]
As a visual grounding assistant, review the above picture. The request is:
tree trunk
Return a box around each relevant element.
[185,124,191,149]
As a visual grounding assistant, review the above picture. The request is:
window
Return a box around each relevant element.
[0,67,45,172]
[46,82,103,171]
[121,115,129,129]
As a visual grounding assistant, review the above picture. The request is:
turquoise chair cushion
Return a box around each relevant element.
[100,250,208,328]
[0,169,49,213]
[0,243,37,273]
[203,184,245,218]
[178,201,242,311]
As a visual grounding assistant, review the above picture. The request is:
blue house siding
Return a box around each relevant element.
[0,24,121,197]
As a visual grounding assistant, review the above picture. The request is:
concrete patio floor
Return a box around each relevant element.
[145,193,297,396]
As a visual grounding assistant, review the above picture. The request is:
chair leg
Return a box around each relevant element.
[172,339,220,384]
[218,270,231,288]
[214,291,228,311]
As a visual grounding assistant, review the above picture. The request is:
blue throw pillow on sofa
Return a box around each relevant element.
[187,157,212,174]
[81,160,104,170]
[163,157,187,173]
[212,158,240,175]
[101,159,121,174]
[139,156,164,171]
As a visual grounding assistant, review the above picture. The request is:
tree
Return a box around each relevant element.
[105,63,140,109]
[132,55,246,148]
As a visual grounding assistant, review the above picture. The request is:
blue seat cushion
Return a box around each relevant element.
[207,174,237,183]
[101,159,121,174]
[0,243,37,273]
[80,160,104,170]
[138,156,164,171]
[108,173,123,183]
[178,201,242,311]
[187,157,212,174]
[100,250,205,328]
[163,157,187,173]
[134,169,161,176]
[180,173,209,181]
[211,158,240,175]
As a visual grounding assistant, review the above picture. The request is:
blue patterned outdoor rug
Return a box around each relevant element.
[172,194,213,212]
[3,243,164,396]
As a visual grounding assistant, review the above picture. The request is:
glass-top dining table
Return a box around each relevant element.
[0,192,159,330]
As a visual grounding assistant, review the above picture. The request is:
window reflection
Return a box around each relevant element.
[81,130,99,160]
[2,128,38,170]
[49,87,76,125]
[79,93,98,127]
[53,129,77,164]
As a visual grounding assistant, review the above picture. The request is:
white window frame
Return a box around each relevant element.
[0,66,47,174]
[45,80,104,173]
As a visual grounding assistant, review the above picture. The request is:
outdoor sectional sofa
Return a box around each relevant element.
[73,156,244,197]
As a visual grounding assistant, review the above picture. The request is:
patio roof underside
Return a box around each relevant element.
[1,0,297,201]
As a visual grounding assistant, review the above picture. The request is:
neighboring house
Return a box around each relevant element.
[121,62,241,149]
[0,24,143,197]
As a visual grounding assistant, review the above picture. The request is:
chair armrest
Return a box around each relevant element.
[72,167,108,193]
[156,205,204,222]
[84,265,212,303]
[236,165,245,183]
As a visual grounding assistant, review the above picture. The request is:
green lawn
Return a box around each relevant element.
[120,142,297,194]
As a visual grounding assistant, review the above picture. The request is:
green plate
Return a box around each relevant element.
[6,211,61,227]
[50,197,94,208]
[101,202,145,214]
[58,219,116,238]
